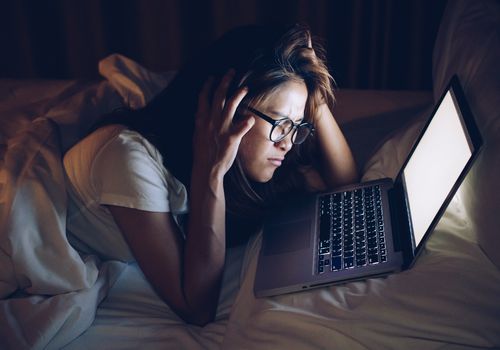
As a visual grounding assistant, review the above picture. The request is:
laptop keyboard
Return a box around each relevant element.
[317,185,387,274]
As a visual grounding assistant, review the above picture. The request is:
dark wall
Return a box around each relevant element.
[0,0,447,89]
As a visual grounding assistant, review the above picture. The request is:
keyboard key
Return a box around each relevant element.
[332,247,342,256]
[344,250,354,258]
[344,219,353,226]
[355,247,366,256]
[331,257,342,270]
[368,255,379,264]
[318,266,324,273]
[357,259,367,267]
[344,236,354,244]
[355,237,366,245]
[320,221,330,241]
[344,257,354,269]
[381,256,387,262]
[320,240,329,248]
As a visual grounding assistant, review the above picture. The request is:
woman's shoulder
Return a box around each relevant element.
[106,126,164,165]
[63,124,164,177]
[65,124,125,156]
[65,124,158,159]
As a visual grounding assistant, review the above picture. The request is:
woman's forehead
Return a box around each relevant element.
[257,80,308,112]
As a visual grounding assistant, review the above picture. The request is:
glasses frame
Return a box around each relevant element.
[245,106,315,144]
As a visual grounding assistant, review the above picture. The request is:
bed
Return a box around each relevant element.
[1,1,499,349]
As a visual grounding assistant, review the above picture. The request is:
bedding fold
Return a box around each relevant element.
[0,117,126,349]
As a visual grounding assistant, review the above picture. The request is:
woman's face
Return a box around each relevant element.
[238,80,308,182]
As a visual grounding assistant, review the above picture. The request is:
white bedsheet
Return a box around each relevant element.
[64,244,246,350]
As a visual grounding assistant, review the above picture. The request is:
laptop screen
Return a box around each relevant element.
[402,89,473,246]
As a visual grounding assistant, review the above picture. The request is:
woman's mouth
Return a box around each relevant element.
[268,158,284,167]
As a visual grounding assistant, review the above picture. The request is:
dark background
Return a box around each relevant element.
[0,0,447,90]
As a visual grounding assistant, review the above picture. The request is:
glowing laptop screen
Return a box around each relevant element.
[402,90,473,246]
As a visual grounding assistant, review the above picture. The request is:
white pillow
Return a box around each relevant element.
[361,120,425,182]
[98,54,176,109]
[432,0,500,269]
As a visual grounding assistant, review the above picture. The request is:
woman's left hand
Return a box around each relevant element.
[193,70,255,181]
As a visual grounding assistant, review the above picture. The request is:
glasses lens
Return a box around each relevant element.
[270,119,294,142]
[292,124,312,144]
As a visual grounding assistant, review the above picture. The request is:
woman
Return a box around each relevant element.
[63,24,358,326]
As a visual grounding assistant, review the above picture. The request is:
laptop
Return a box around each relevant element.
[254,76,483,297]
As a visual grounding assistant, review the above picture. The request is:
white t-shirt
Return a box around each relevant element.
[63,125,189,262]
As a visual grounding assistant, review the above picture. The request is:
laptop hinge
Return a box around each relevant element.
[387,182,414,268]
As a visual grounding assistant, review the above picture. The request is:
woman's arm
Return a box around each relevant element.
[107,170,227,327]
[107,206,211,325]
[305,103,359,190]
[108,71,252,327]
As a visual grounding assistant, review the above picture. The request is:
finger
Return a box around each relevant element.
[196,76,214,122]
[231,115,255,141]
[222,86,249,129]
[212,69,235,117]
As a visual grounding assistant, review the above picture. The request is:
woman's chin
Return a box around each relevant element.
[249,169,276,183]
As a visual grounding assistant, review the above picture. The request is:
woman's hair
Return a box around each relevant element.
[91,23,335,223]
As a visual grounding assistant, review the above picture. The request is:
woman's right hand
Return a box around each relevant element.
[193,70,254,181]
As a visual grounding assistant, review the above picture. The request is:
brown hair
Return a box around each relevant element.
[90,24,335,227]
[224,24,336,219]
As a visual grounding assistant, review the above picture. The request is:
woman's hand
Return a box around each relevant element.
[193,70,254,180]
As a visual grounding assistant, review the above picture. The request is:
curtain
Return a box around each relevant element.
[0,0,447,89]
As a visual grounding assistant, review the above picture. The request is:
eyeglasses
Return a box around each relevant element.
[245,106,314,144]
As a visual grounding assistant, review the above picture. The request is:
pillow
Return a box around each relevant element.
[98,53,176,109]
[432,0,500,269]
[361,119,426,182]
[0,118,99,298]
[0,79,123,153]
[43,80,124,152]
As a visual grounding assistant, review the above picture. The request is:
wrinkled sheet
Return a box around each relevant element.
[0,80,127,349]
[0,260,125,349]
[64,244,246,350]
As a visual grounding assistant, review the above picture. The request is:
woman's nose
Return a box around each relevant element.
[275,132,293,152]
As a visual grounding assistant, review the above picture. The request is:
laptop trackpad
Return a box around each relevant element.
[263,219,311,256]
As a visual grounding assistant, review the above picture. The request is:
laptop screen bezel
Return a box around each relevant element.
[392,75,483,266]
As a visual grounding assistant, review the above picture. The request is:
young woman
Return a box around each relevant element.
[63,24,358,326]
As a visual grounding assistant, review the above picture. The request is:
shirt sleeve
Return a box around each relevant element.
[92,131,170,212]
